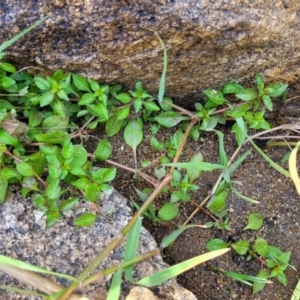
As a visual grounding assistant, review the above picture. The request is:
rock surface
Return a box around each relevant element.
[0,188,197,300]
[0,1,299,103]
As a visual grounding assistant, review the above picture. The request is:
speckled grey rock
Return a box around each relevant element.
[0,189,197,300]
[0,1,299,104]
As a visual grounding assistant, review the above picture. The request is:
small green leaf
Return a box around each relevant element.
[106,113,123,137]
[160,97,173,111]
[0,62,17,73]
[39,90,54,107]
[75,213,97,226]
[243,212,263,230]
[57,89,69,101]
[143,101,160,111]
[116,92,131,103]
[254,237,269,258]
[172,130,184,149]
[231,121,247,146]
[124,120,143,169]
[91,168,116,183]
[155,167,166,180]
[35,131,69,145]
[28,109,43,127]
[0,129,18,146]
[1,77,16,88]
[187,153,203,182]
[232,240,249,255]
[206,238,229,251]
[207,188,228,217]
[265,83,288,97]
[85,183,101,202]
[204,89,226,105]
[45,179,61,200]
[222,82,244,94]
[60,197,78,211]
[72,73,91,92]
[276,272,287,286]
[0,175,8,202]
[133,98,143,113]
[46,155,62,179]
[68,145,88,167]
[235,88,257,101]
[262,94,273,111]
[255,73,264,91]
[158,203,178,221]
[154,111,189,127]
[16,162,36,177]
[116,106,130,120]
[42,115,69,132]
[79,93,96,105]
[253,269,270,294]
[150,137,165,151]
[94,138,112,161]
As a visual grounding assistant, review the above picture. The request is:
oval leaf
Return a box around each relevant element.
[75,213,97,226]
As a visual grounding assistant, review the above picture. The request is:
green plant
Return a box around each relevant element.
[0,24,295,299]
[205,212,292,293]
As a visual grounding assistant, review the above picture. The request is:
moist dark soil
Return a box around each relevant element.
[87,101,300,300]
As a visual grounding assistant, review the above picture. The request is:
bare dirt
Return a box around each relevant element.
[88,101,300,300]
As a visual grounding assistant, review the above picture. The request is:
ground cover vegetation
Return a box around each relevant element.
[1,17,300,299]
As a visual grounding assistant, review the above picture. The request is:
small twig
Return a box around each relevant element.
[169,118,199,175]
[162,100,195,118]
[189,199,218,222]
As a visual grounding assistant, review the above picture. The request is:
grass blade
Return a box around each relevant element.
[291,277,300,300]
[164,161,225,172]
[230,185,260,204]
[0,255,78,282]
[289,141,300,195]
[135,248,230,287]
[155,32,167,103]
[107,268,122,300]
[0,16,49,53]
[235,118,290,177]
[160,225,206,250]
[0,285,46,298]
[213,130,228,167]
[223,270,272,286]
[124,217,142,281]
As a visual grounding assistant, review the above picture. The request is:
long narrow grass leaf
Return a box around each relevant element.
[224,271,272,286]
[0,255,78,282]
[0,285,46,297]
[160,225,206,250]
[213,130,228,167]
[228,149,251,174]
[289,141,300,195]
[230,185,259,204]
[164,161,225,171]
[0,16,49,53]
[155,32,167,103]
[135,248,230,287]
[248,137,290,177]
[107,268,122,300]
[124,217,142,281]
[235,118,290,177]
[291,277,300,300]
